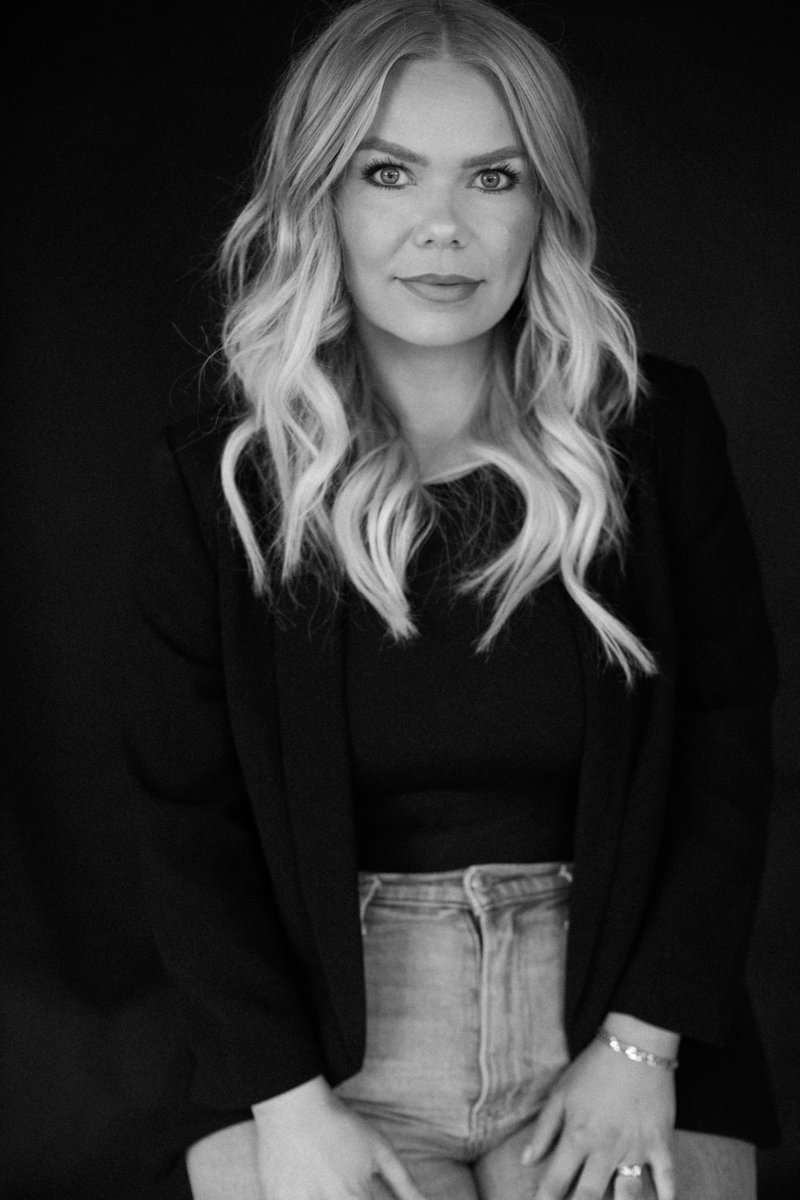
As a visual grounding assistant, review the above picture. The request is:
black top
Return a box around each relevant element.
[345,469,585,871]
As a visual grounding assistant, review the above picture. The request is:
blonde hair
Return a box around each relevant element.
[219,0,656,681]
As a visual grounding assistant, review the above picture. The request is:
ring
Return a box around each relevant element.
[616,1164,644,1178]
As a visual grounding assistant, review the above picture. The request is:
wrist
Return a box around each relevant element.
[251,1074,332,1127]
[603,1012,681,1058]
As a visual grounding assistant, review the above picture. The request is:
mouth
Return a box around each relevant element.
[398,274,482,303]
[402,274,481,285]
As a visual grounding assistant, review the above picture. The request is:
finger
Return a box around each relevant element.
[571,1153,623,1200]
[648,1144,676,1200]
[612,1168,648,1200]
[377,1146,430,1200]
[521,1097,564,1165]
[531,1136,583,1200]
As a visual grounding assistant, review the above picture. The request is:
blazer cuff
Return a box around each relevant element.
[189,1022,325,1110]
[609,964,741,1048]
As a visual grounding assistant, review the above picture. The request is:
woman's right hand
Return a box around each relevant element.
[252,1075,429,1200]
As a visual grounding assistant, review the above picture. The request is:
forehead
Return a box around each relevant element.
[367,57,518,157]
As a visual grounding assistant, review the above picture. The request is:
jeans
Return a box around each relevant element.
[334,862,572,1198]
[184,860,757,1200]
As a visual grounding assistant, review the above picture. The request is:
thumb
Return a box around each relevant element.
[377,1144,430,1200]
[521,1094,564,1166]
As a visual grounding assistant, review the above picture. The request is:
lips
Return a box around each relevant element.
[402,274,480,285]
[398,274,482,303]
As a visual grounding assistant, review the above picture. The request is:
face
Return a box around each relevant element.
[336,57,538,356]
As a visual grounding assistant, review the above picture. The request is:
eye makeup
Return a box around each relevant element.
[359,157,523,192]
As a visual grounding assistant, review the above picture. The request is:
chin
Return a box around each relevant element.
[388,316,495,349]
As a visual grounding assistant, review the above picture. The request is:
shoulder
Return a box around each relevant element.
[620,353,731,494]
[633,352,727,448]
[630,352,721,444]
[637,352,708,400]
[159,404,234,495]
[143,403,237,568]
[620,354,747,556]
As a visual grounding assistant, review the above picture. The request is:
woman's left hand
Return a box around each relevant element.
[521,1035,676,1200]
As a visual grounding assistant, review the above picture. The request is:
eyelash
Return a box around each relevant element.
[359,157,522,193]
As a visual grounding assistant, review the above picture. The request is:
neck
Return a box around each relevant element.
[355,323,493,478]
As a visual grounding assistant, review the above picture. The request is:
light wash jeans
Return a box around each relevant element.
[184,861,757,1199]
[334,862,573,1199]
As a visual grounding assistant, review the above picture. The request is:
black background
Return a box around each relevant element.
[2,2,798,1197]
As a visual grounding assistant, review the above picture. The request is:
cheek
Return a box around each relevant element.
[495,210,536,273]
[338,199,402,280]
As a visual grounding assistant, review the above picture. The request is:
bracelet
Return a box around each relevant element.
[596,1026,679,1071]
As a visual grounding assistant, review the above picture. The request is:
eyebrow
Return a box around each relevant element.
[354,136,526,168]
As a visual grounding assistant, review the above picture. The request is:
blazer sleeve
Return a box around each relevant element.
[124,425,324,1110]
[609,364,778,1044]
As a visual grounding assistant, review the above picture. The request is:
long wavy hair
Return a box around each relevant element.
[218,0,656,680]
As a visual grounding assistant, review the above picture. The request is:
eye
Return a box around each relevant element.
[473,163,523,193]
[360,158,410,189]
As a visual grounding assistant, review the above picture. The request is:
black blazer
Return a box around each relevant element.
[126,356,779,1148]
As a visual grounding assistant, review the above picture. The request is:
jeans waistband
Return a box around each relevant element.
[357,861,573,912]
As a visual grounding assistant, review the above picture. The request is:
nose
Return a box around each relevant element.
[413,190,469,249]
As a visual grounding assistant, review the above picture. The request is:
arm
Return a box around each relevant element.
[523,367,776,1198]
[125,428,323,1110]
[609,365,777,1041]
[128,429,430,1199]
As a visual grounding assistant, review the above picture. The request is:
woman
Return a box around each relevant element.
[127,1,779,1197]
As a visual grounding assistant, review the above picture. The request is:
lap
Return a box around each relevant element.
[185,1116,480,1200]
[670,1130,756,1200]
[474,1125,755,1200]
[184,1118,756,1200]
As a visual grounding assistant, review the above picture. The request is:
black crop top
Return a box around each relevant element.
[344,468,585,871]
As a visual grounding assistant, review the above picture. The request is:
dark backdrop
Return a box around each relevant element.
[3,2,798,1197]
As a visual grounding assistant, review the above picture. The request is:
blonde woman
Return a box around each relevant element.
[127,2,778,1198]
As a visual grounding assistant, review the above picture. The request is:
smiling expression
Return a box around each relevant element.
[336,57,538,354]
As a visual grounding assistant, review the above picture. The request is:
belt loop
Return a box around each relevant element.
[359,875,381,937]
[462,864,485,917]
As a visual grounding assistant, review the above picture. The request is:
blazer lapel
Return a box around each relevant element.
[563,546,641,1030]
[562,412,677,1037]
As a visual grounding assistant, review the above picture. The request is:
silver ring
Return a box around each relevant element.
[616,1164,644,1178]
